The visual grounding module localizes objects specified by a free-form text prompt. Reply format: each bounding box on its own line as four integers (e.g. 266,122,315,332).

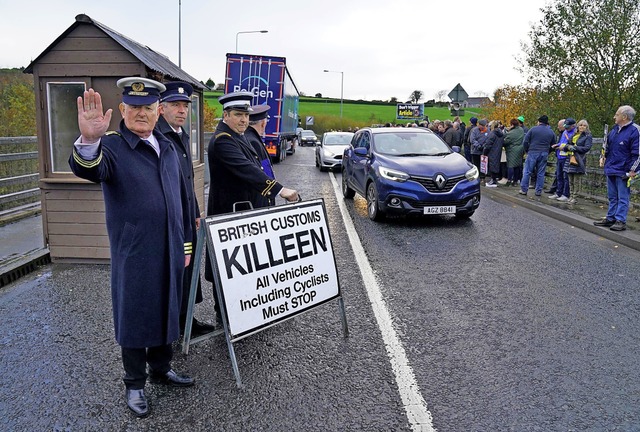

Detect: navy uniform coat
244,125,276,208
205,121,282,281
206,121,282,215
69,120,192,348
157,115,203,308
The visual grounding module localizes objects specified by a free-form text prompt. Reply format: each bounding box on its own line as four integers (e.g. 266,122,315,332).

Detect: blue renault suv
341,127,481,221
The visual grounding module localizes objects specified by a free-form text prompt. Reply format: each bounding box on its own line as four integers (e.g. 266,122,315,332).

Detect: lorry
224,53,300,162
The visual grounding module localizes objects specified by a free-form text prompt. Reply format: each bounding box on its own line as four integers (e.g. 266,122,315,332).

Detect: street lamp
323,69,344,119
178,0,182,67
235,30,268,53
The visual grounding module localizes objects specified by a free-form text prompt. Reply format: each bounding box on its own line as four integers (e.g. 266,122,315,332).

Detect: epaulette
214,132,232,141
105,131,122,136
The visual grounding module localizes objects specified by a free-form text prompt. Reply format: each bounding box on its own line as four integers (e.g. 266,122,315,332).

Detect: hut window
47,82,85,173
189,94,201,161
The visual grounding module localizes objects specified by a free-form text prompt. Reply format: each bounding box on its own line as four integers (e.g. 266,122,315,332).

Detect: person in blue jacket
594,105,640,231
519,115,557,197
69,77,195,418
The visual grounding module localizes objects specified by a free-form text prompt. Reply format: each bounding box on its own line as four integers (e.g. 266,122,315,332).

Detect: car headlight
323,149,335,157
465,165,479,181
378,166,409,182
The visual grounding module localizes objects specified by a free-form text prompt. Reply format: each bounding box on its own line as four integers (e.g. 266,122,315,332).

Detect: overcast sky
1,0,549,102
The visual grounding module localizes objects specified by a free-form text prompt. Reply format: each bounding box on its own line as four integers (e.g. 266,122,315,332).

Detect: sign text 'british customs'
207,199,340,339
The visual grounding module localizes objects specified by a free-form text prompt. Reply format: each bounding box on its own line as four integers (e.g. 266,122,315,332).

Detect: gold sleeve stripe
261,179,277,197
72,149,103,168
184,242,193,254
214,132,232,140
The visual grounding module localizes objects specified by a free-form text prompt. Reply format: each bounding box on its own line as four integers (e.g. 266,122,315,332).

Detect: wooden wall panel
48,234,110,248
51,246,110,261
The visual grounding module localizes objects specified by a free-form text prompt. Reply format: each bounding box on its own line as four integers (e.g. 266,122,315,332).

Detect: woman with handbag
560,119,593,203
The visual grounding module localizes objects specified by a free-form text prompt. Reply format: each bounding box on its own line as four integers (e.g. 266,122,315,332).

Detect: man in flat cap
69,77,195,418
157,82,215,338
204,90,299,284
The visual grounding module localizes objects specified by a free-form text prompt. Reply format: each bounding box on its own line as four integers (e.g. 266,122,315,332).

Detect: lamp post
235,30,268,53
323,69,344,119
178,0,182,67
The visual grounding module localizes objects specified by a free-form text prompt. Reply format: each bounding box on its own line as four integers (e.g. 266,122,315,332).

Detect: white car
315,131,354,171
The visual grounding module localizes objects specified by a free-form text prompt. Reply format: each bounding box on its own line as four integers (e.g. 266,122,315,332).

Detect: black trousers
121,344,172,390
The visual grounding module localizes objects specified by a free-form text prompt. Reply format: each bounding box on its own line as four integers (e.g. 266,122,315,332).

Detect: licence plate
423,205,456,215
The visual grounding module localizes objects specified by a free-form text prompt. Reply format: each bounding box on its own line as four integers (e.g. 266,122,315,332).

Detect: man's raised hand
77,88,113,143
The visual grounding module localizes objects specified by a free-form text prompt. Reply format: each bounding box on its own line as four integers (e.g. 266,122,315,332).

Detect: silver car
315,131,355,171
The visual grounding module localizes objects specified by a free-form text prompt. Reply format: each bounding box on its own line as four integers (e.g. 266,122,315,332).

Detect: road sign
306,116,314,126
448,83,468,102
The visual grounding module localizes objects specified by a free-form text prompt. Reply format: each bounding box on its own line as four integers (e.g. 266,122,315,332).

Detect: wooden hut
24,14,207,262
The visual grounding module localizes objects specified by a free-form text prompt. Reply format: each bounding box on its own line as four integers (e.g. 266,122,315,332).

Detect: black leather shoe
126,389,149,417
610,221,627,231
149,369,195,387
593,218,616,227
191,319,216,336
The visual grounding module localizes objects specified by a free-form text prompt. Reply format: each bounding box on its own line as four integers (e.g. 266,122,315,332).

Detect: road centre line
329,172,435,432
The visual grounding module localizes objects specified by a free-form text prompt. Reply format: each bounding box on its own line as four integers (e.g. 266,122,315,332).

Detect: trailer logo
241,75,268,86
234,75,274,99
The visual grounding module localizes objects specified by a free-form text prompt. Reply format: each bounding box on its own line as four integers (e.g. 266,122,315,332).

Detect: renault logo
435,174,446,189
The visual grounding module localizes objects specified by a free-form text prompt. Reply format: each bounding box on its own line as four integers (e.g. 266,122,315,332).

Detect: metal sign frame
182,199,348,386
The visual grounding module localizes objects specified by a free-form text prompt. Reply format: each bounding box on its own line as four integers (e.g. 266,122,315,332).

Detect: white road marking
329,172,436,432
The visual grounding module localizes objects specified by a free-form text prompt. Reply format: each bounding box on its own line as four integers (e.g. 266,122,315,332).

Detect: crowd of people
448,109,638,233
382,109,638,232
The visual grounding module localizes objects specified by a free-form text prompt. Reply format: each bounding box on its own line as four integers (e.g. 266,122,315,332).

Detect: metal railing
0,137,40,219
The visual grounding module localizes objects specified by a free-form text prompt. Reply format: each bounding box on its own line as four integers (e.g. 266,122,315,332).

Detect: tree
203,102,217,132
205,78,215,88
485,85,544,126
389,96,398,104
0,69,36,136
315,93,322,98
520,0,640,132
435,89,448,102
409,90,423,103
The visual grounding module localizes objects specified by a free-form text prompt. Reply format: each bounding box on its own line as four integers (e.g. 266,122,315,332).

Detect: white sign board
306,116,314,126
206,199,340,340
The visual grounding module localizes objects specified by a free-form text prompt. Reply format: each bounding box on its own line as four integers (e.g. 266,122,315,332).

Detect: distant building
463,97,492,108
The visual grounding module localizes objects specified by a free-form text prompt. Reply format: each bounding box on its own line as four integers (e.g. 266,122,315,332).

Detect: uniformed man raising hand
70,77,196,418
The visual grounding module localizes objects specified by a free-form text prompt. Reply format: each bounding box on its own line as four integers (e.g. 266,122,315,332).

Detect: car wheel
455,211,474,219
366,182,385,221
341,170,355,199
315,156,319,167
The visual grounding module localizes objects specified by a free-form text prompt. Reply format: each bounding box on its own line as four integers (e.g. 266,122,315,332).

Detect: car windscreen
323,134,353,145
373,132,451,156
301,131,316,137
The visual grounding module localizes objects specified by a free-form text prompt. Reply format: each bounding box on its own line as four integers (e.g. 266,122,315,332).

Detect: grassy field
204,92,485,133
